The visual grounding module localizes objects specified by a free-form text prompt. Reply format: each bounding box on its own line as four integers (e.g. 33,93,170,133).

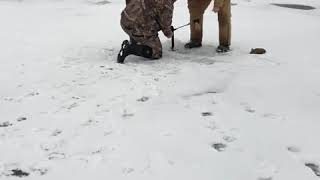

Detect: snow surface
1,0,320,179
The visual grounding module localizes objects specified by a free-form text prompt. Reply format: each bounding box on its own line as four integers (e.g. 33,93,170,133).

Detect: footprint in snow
81,119,99,126
241,102,256,113
95,1,111,5
0,163,30,178
122,110,134,118
185,90,218,98
210,132,238,152
205,121,217,131
202,112,213,117
286,146,320,177
17,117,27,122
305,163,320,177
3,97,14,102
9,169,30,178
223,135,237,143
0,121,13,128
256,161,278,180
25,92,40,97
122,167,135,174
287,146,301,153
66,102,79,110
258,177,272,180
48,152,66,160
40,142,58,152
0,117,27,128
99,65,114,70
39,139,66,153
212,143,227,152
51,129,63,137
1,163,49,177
30,167,48,176
137,96,150,102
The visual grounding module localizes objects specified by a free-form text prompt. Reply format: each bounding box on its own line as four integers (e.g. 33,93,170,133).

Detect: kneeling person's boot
184,41,202,49
130,43,154,59
216,45,230,53
117,40,131,63
117,40,156,63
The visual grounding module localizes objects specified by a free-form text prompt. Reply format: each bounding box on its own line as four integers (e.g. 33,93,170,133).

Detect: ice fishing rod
173,22,190,31
171,19,199,51
171,23,190,51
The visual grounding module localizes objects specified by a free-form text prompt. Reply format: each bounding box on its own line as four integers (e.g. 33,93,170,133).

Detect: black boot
130,43,153,59
184,41,202,49
117,40,131,64
216,45,230,53
117,40,154,63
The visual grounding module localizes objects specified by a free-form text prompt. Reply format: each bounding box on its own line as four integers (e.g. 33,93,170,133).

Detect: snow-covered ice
1,0,320,179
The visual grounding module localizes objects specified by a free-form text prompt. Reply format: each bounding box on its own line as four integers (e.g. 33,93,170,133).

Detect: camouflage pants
188,0,231,46
120,15,162,59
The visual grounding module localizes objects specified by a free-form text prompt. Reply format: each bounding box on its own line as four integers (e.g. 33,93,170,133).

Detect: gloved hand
212,6,220,12
163,27,173,38
212,0,223,13
170,26,175,32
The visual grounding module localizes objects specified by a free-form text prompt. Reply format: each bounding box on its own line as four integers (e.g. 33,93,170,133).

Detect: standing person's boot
216,45,230,53
184,41,202,49
216,0,231,53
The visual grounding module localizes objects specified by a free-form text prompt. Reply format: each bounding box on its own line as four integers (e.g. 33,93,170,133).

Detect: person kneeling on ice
117,0,175,63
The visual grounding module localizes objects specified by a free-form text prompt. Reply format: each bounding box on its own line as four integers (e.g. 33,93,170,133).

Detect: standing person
185,0,231,53
117,0,175,63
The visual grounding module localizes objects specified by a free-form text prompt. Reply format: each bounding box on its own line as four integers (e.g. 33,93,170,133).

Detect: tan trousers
188,0,231,46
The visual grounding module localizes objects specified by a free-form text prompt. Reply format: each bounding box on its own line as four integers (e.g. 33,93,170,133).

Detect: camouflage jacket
121,0,174,38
